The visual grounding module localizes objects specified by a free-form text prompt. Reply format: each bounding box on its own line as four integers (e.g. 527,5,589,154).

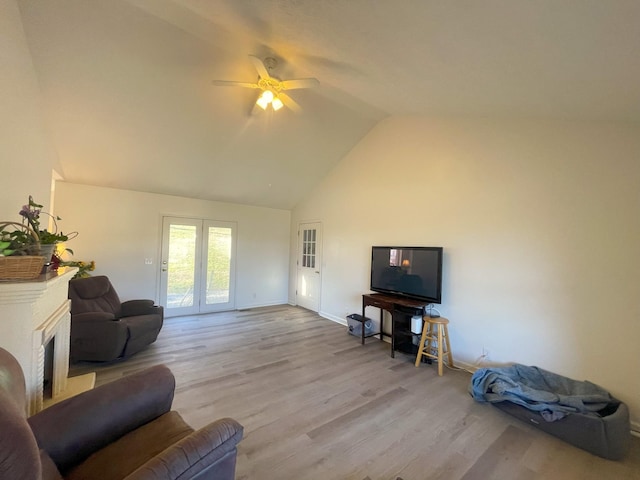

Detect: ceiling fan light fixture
256,94,270,110
272,96,284,111
213,55,319,114
256,89,276,110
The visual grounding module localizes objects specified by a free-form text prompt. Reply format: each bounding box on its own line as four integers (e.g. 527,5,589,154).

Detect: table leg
390,311,395,358
361,305,366,345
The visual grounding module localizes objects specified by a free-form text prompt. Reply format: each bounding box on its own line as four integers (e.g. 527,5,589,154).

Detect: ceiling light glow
256,93,270,110
272,97,284,111
259,90,274,103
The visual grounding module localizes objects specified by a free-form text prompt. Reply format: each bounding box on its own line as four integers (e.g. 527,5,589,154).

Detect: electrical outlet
475,346,489,366
482,347,490,364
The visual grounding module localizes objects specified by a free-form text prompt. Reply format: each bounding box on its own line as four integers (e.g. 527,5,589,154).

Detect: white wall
0,1,57,217
55,182,290,308
291,115,640,427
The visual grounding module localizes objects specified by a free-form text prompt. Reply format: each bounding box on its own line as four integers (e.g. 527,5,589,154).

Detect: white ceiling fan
212,55,319,113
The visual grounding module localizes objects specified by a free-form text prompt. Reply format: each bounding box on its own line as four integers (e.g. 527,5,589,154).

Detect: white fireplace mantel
0,268,77,414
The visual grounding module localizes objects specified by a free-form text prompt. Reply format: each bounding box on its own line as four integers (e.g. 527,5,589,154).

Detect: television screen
370,246,443,303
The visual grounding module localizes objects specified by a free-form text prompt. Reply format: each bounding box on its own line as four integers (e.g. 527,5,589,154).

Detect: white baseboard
319,311,347,326
453,359,480,373
236,300,288,310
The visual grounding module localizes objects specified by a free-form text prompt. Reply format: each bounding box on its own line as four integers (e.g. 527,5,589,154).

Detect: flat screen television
370,246,443,303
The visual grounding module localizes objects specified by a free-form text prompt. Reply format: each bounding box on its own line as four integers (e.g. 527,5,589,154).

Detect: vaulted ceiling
18,0,640,209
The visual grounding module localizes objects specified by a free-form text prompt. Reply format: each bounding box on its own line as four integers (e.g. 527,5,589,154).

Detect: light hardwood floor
70,305,640,480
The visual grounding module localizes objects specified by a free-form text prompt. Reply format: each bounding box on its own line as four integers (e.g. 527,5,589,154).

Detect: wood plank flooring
69,305,640,480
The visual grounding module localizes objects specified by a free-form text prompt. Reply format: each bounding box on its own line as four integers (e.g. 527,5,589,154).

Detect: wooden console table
362,293,429,357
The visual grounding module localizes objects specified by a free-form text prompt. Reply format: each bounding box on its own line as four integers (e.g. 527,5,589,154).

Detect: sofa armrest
72,311,117,323
121,300,159,317
28,365,175,473
125,418,243,480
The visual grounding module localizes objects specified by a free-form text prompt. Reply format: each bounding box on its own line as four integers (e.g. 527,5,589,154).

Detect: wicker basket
0,221,44,280
0,255,45,280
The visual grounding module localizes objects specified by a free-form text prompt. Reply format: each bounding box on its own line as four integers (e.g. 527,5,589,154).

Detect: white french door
296,222,322,312
160,217,236,317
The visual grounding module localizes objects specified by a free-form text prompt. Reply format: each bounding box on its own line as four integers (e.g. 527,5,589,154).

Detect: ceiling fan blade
212,80,260,88
280,78,320,90
279,92,302,113
248,55,270,79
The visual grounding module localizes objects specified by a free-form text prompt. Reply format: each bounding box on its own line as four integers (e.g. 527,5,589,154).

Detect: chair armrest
125,418,243,480
121,300,159,317
28,365,175,473
72,311,116,323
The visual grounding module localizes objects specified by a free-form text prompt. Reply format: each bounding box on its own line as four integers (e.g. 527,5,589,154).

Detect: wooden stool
414,316,453,376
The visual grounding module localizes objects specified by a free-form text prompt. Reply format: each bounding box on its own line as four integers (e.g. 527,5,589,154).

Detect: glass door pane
167,224,197,308
205,226,231,305
160,217,202,317
201,220,236,312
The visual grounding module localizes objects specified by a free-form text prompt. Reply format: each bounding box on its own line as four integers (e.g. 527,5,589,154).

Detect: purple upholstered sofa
68,275,163,362
0,347,243,479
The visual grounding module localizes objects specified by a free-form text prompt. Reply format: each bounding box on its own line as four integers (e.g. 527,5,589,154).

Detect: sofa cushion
40,450,63,480
69,276,122,316
65,411,194,480
0,348,43,479
0,390,42,479
70,276,112,299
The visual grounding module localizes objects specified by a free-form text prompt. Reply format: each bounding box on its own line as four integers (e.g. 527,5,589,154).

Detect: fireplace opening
43,338,55,400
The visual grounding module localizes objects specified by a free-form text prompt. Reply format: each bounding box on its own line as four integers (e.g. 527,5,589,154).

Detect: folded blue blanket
469,364,612,421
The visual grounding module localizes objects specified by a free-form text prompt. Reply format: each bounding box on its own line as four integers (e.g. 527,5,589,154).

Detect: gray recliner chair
68,276,163,362
0,347,243,479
